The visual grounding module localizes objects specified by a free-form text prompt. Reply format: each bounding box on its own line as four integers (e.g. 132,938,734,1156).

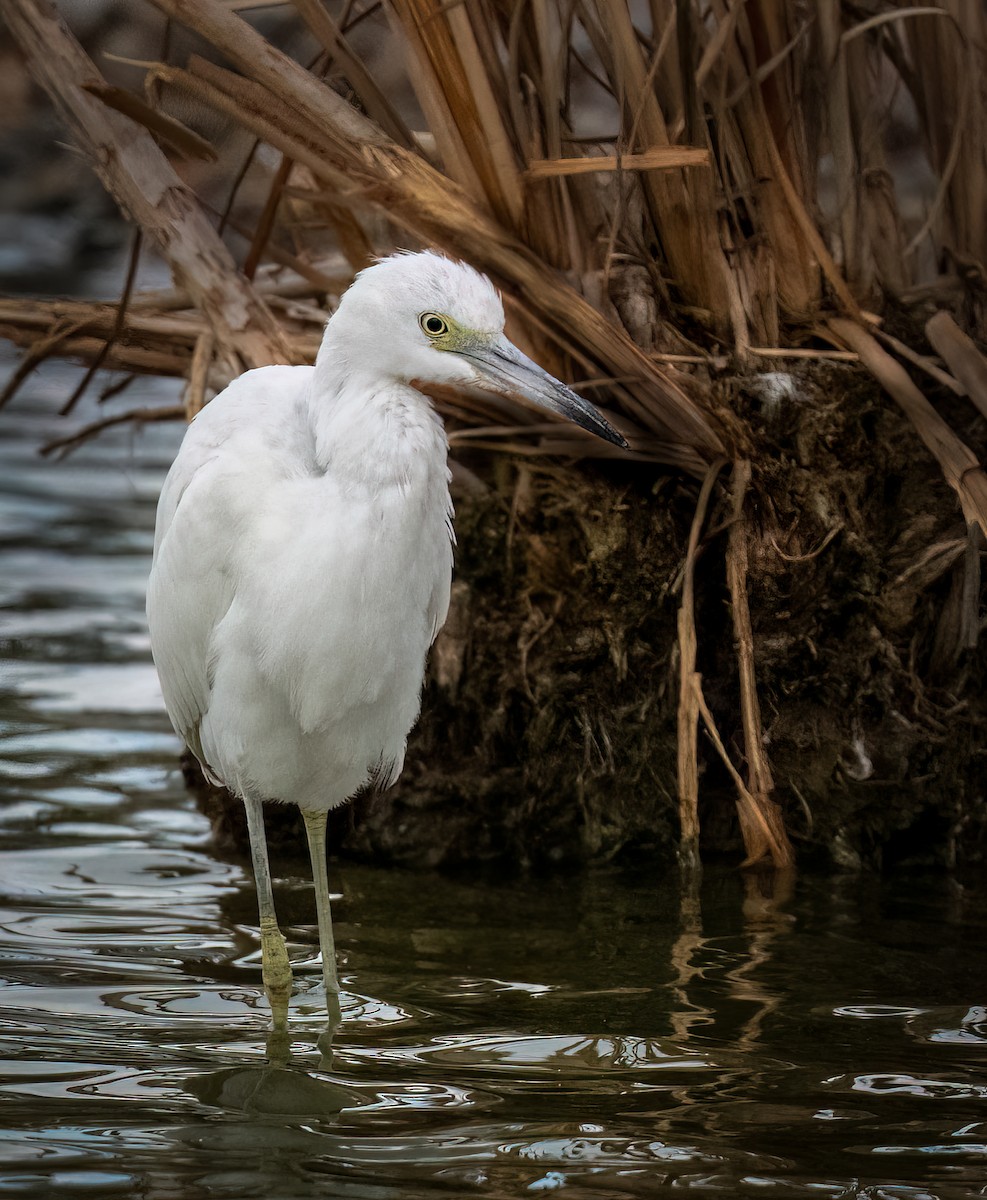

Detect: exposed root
726,462,795,868
693,687,790,868
676,459,795,870
676,457,727,870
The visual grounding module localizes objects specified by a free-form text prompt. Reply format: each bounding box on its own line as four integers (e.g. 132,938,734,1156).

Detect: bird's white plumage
148,250,625,1032
147,252,506,812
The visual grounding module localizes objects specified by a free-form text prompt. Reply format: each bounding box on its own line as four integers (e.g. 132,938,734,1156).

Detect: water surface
1,352,986,1199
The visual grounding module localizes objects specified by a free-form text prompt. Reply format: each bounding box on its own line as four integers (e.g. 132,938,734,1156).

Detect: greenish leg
301,809,343,1031
243,795,293,1031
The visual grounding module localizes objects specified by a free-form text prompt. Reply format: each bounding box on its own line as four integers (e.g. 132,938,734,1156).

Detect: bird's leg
243,795,293,1031
301,809,343,1031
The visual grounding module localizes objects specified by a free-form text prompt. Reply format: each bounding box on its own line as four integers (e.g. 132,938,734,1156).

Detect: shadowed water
1,349,986,1199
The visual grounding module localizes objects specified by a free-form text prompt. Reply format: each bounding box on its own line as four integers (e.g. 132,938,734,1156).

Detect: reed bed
3,0,986,868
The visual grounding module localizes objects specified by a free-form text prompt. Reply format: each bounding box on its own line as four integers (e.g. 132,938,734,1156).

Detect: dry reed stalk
709,1,819,326
144,0,725,473
0,297,322,362
903,1,987,271
676,457,793,869
185,330,217,421
79,81,218,162
3,0,292,375
725,462,794,868
392,0,524,228
522,0,578,270
125,268,346,313
925,311,987,422
283,167,376,274
0,298,204,342
525,147,710,176
40,404,187,458
843,34,908,299
829,318,987,538
817,3,860,289
871,327,966,396
676,459,727,870
585,0,734,332
0,331,189,379
693,688,790,868
289,0,413,149
0,296,322,403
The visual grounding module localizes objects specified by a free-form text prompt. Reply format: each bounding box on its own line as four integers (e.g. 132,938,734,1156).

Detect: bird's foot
259,916,293,1028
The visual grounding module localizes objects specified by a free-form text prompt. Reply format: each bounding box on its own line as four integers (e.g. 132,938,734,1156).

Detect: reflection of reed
724,869,796,1053
669,870,796,1051
668,883,714,1045
659,871,797,1137
542,1036,694,1072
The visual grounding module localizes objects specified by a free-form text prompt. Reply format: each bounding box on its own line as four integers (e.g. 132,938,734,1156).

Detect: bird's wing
427,499,454,646
146,366,314,763
147,461,234,761
368,750,406,794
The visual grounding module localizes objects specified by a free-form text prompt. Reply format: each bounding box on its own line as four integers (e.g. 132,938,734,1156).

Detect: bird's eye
419,312,449,338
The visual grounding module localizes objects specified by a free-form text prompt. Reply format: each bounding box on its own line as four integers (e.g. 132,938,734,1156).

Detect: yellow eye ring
419,312,449,338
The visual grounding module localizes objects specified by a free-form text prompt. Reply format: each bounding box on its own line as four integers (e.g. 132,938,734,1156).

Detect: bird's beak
460,336,628,449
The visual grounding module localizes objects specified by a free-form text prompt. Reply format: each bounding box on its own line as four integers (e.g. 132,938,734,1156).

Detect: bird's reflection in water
187,1062,358,1120
186,1026,361,1119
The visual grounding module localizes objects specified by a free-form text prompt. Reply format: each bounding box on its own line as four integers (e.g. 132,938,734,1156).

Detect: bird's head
324,251,627,448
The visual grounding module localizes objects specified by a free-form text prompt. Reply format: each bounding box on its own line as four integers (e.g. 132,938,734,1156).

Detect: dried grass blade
676,460,727,870
596,0,733,327
817,3,860,287
242,155,292,281
925,311,987,422
841,6,950,45
185,329,216,420
81,81,218,160
149,0,382,149
289,0,413,148
158,58,337,171
389,0,522,224
903,4,987,271
41,404,187,459
762,126,860,319
61,229,143,416
525,146,710,176
387,1,485,200
443,0,524,223
0,315,95,409
726,460,794,868
871,326,964,396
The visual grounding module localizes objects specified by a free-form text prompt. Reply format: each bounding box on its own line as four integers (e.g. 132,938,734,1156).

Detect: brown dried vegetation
2,0,986,871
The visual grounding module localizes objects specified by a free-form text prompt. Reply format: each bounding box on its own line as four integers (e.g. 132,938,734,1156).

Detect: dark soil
195,362,987,874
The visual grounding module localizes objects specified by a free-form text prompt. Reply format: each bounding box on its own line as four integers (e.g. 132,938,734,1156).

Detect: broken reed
4,0,987,867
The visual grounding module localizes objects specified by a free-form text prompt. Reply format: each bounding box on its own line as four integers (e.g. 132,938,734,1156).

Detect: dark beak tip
597,422,628,450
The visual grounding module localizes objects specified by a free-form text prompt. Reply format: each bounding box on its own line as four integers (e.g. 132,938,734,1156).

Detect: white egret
147,251,626,1034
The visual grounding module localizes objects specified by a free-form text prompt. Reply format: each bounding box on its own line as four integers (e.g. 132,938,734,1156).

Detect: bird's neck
308,354,448,488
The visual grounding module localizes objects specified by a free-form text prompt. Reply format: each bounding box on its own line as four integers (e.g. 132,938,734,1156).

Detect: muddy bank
197,362,987,873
